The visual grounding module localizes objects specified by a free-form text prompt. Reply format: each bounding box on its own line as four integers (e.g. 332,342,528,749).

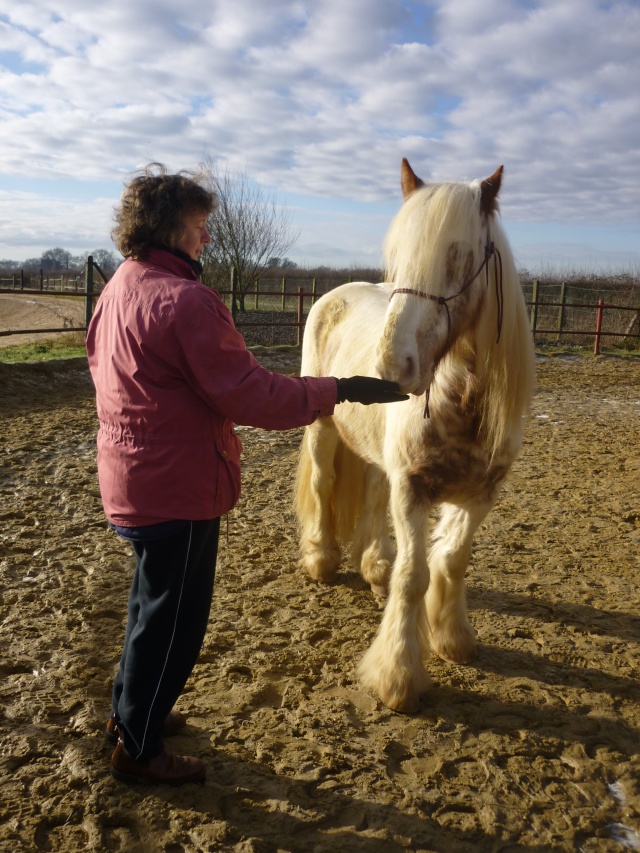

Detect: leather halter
389,238,504,345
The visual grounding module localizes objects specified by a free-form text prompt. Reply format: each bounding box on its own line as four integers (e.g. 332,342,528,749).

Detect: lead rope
492,242,504,344
423,387,430,419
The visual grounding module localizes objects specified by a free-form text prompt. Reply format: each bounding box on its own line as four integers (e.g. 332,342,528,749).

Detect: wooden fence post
312,277,317,304
297,287,304,346
556,282,566,341
594,299,604,355
530,279,539,337
281,277,286,311
254,279,259,310
230,266,238,318
84,256,94,328
624,309,640,337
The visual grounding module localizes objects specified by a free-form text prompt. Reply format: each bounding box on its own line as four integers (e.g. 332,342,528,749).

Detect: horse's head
375,159,503,395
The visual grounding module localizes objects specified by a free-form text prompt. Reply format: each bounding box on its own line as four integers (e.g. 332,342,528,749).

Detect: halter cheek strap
389,238,504,344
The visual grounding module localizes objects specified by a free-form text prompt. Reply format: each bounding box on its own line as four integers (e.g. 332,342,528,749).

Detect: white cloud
0,0,638,269
0,188,115,256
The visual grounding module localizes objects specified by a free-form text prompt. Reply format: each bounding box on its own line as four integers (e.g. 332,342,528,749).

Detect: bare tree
40,247,73,270
200,156,299,312
89,249,121,275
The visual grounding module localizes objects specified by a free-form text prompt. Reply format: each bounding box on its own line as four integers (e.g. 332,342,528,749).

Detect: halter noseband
389,238,504,345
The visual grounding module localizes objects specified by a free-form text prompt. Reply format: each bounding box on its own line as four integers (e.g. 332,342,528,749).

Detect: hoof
370,583,388,597
301,548,340,583
366,673,431,715
385,693,422,715
379,679,431,714
432,637,477,665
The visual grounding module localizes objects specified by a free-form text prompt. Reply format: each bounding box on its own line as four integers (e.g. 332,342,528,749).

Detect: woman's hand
335,376,409,405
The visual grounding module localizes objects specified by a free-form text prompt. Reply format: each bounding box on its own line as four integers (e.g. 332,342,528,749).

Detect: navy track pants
111,518,220,759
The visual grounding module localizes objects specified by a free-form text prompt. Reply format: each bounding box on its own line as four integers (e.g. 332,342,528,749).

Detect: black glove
335,376,409,405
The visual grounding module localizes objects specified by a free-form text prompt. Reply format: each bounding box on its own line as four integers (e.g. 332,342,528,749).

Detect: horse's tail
332,440,367,544
294,429,315,528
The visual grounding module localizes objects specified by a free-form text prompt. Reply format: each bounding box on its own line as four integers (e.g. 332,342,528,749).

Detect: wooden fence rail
0,256,109,340
1,263,639,354
0,270,85,291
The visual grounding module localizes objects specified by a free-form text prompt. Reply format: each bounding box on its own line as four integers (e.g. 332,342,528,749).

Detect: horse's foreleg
353,465,394,596
298,420,341,583
426,501,492,664
358,476,430,713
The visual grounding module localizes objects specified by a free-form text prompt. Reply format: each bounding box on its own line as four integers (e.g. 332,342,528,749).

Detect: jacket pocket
216,424,242,463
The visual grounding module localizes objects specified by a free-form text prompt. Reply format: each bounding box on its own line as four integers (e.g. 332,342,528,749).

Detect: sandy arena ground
0,348,639,853
0,293,87,349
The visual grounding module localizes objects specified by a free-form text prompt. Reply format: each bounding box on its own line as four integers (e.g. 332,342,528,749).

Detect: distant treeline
1,252,639,303
0,247,121,275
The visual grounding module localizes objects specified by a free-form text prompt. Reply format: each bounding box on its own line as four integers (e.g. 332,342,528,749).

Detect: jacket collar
143,247,202,280
168,247,204,278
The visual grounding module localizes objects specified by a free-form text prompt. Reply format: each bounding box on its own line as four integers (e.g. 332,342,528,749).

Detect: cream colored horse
296,159,535,713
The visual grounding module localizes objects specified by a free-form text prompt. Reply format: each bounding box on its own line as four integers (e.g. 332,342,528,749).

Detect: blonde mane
384,180,535,459
384,181,484,295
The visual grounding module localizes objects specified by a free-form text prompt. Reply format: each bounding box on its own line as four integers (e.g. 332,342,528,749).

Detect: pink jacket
86,249,337,526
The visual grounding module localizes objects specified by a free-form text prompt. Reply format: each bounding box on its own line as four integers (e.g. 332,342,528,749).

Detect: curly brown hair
112,163,216,259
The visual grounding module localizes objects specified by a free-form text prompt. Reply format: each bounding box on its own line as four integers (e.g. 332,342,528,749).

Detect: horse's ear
480,166,503,216
401,158,424,199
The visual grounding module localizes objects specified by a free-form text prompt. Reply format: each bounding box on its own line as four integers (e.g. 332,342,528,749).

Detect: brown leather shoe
104,709,188,745
110,740,205,785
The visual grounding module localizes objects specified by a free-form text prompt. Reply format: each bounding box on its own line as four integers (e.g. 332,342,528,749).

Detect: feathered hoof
360,553,392,595
301,547,340,583
359,660,431,715
430,629,477,665
380,688,424,715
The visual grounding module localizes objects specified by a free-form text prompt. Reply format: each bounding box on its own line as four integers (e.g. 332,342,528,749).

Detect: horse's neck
429,280,533,460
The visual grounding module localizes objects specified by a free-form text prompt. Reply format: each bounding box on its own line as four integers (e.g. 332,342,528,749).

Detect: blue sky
0,0,638,273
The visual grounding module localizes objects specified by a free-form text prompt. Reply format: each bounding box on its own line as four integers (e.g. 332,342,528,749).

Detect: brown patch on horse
403,338,509,509
311,298,349,370
408,455,508,507
401,158,425,199
375,310,403,378
480,166,503,217
445,243,475,287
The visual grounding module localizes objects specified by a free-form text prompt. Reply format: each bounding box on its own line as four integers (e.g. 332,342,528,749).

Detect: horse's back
302,282,390,377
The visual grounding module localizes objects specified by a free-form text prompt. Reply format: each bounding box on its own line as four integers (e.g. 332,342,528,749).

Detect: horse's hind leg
297,419,341,583
427,501,492,664
352,465,394,596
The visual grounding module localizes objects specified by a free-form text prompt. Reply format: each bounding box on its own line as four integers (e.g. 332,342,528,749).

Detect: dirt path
0,352,639,852
0,294,87,348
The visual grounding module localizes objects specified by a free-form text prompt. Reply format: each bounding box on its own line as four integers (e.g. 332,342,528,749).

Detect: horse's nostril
375,349,418,389
404,355,415,383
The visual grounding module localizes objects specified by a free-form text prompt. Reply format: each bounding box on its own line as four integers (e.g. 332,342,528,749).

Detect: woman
86,163,406,785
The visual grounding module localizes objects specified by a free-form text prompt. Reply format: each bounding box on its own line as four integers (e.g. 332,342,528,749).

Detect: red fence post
594,299,604,355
